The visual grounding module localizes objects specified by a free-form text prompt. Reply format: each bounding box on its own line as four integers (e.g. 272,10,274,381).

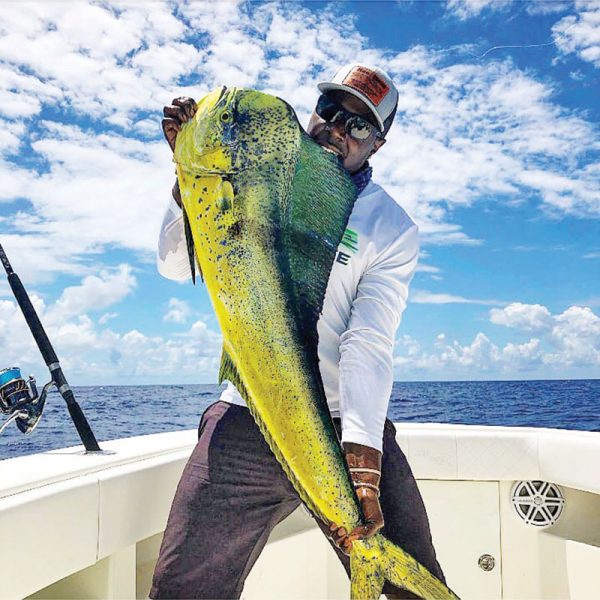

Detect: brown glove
162,96,197,152
163,97,196,208
329,442,384,555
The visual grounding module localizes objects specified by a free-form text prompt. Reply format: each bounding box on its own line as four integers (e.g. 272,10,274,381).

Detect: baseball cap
317,63,399,135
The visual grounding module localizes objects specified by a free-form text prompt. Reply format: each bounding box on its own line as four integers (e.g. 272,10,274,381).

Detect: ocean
1,379,598,461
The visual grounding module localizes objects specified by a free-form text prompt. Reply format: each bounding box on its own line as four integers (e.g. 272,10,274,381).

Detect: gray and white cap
317,63,399,134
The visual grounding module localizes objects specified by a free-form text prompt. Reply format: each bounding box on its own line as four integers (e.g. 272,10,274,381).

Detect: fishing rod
0,243,101,452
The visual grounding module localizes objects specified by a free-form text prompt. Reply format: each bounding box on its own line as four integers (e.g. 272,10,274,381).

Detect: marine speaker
511,480,564,526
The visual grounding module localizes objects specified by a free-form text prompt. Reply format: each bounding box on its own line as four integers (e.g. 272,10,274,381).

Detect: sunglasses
316,94,383,142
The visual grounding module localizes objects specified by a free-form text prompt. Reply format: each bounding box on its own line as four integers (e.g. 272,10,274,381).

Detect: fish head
173,86,237,176
173,87,304,288
174,86,301,177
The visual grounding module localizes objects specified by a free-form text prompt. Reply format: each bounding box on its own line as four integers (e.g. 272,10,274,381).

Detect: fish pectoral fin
182,205,203,285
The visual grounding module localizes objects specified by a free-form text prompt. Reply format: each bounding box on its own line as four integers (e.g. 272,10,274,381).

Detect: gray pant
150,401,444,599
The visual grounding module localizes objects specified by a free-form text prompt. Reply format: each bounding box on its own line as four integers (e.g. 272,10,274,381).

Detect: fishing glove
329,442,384,555
162,96,197,152
162,97,197,209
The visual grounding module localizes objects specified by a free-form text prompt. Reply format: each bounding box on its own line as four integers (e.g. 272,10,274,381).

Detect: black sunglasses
316,94,383,142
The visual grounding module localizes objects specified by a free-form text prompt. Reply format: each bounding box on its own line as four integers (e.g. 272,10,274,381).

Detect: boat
1,422,599,599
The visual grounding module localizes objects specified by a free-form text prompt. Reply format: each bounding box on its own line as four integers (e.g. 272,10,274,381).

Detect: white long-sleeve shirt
157,180,418,451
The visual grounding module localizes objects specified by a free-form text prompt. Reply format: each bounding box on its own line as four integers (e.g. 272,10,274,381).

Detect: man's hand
329,442,384,555
162,96,197,152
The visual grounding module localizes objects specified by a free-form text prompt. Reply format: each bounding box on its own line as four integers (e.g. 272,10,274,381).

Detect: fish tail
349,541,384,599
349,534,460,600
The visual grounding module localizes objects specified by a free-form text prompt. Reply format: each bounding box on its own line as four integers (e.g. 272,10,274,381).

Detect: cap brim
317,81,385,132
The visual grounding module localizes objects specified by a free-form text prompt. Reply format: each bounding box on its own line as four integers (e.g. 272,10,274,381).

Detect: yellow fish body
174,86,459,600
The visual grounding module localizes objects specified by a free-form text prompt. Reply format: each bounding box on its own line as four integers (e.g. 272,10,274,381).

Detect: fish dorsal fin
283,134,357,347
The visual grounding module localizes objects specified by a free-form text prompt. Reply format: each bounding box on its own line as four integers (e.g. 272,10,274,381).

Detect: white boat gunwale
1,424,599,599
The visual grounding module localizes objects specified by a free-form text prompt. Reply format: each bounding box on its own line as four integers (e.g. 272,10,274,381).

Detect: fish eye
221,111,232,123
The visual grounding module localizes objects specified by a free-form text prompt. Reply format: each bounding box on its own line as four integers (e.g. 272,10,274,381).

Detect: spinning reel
0,367,51,435
0,244,101,452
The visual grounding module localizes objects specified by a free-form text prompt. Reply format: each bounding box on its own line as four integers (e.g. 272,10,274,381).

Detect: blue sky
0,0,598,385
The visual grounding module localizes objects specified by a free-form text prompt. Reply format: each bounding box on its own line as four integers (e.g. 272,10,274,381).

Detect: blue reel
0,367,33,411
0,366,46,434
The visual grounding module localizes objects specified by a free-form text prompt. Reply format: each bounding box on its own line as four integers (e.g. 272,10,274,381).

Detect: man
151,63,444,599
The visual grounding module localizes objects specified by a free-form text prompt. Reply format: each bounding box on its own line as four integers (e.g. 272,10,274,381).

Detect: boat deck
1,424,599,599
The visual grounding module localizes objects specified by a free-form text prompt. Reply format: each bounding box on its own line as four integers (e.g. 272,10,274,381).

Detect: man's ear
368,137,386,158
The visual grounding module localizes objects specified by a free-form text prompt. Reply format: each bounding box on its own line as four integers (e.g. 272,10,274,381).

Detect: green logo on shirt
336,228,359,266
340,228,359,254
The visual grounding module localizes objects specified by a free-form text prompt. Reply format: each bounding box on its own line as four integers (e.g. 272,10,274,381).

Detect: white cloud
441,332,499,368
489,303,600,367
0,122,172,282
164,297,192,324
0,0,598,286
0,2,195,123
518,167,600,216
372,47,599,228
0,120,25,155
98,312,118,325
51,264,136,319
396,303,600,374
0,273,222,384
411,221,483,247
553,1,600,67
490,302,553,331
415,263,441,275
446,0,513,20
490,303,600,366
132,118,162,138
547,306,600,366
0,0,598,385
527,2,571,16
490,302,600,366
398,334,422,357
501,338,543,368
0,235,92,284
396,332,501,371
0,296,44,369
412,289,502,305
103,321,222,379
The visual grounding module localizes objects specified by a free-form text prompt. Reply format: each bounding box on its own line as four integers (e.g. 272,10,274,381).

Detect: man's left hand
162,96,197,152
329,442,384,555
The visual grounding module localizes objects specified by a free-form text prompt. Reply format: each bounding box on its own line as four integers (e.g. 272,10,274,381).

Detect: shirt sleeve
157,195,193,282
338,224,419,452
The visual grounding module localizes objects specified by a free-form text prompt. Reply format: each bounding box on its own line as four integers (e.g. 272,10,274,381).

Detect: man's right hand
328,442,384,555
162,97,197,152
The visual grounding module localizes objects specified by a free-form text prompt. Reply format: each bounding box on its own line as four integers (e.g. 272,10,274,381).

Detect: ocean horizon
1,378,598,461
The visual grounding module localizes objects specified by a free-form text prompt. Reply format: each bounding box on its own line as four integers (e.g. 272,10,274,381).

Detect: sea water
0,379,598,460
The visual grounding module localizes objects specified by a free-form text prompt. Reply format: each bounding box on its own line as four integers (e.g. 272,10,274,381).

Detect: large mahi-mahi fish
173,86,459,600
